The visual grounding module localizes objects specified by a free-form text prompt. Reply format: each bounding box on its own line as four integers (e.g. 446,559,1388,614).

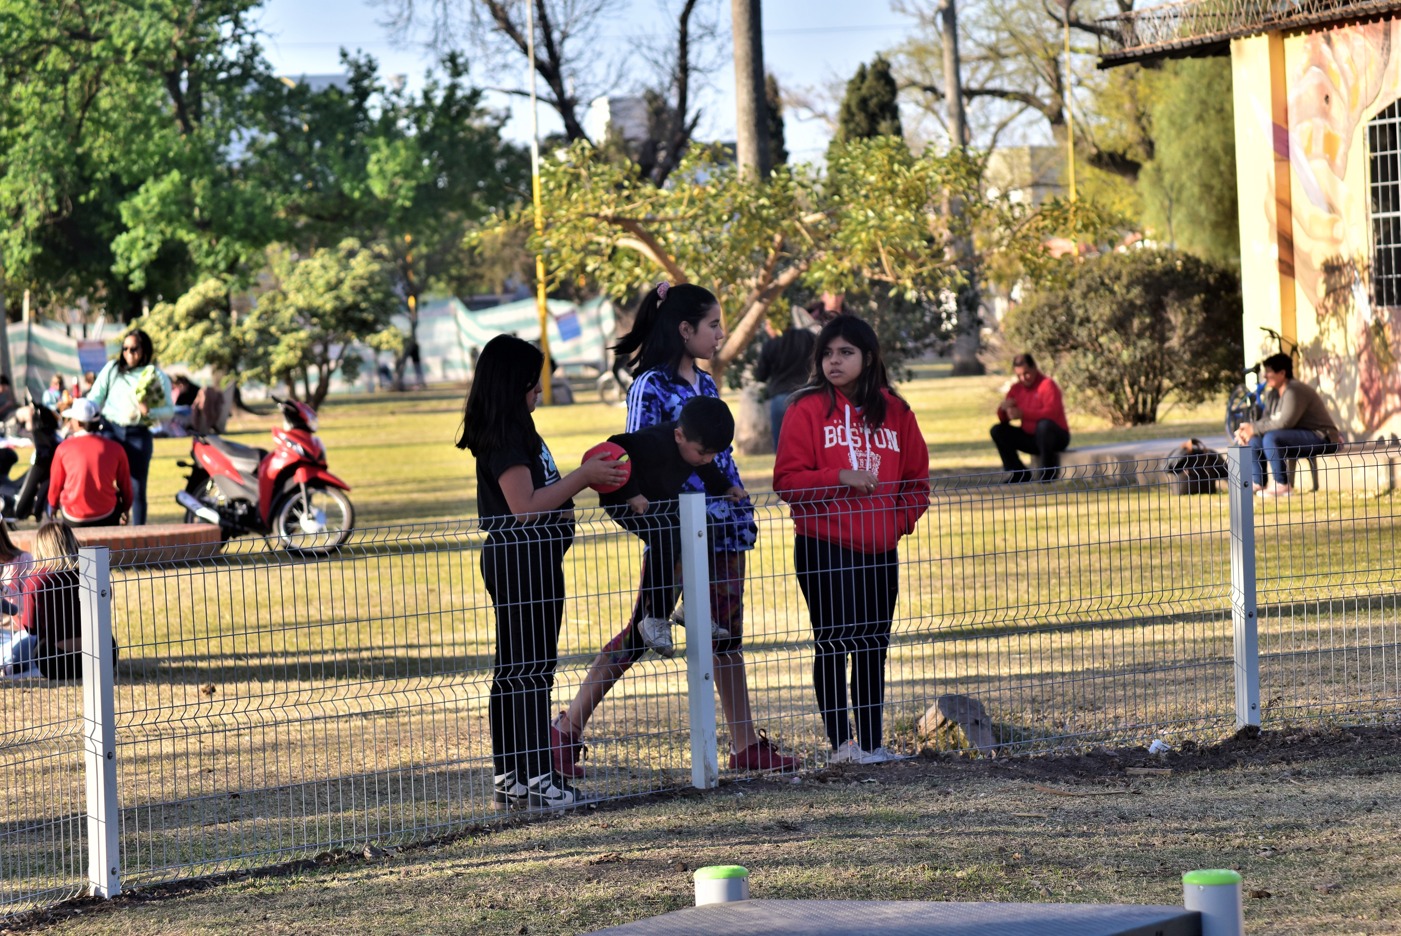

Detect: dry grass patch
18,726,1401,936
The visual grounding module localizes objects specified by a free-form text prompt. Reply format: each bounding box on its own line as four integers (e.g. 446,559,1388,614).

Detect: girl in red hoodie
773,315,930,765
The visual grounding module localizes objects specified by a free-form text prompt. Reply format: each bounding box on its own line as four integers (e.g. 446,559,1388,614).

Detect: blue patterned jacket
625,368,757,553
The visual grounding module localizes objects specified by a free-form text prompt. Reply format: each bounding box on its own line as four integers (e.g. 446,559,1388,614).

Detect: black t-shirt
475,436,574,541
600,422,731,514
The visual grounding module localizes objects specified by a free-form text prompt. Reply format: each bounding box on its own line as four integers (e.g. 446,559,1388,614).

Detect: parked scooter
176,397,354,554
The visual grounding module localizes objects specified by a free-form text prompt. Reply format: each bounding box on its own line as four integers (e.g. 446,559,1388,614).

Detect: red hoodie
773,388,930,554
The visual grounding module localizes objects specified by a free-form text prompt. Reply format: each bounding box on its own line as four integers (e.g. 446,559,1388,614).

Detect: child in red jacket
773,315,930,765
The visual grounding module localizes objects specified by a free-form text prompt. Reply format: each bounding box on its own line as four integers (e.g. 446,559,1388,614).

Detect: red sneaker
728,729,798,772
551,713,586,779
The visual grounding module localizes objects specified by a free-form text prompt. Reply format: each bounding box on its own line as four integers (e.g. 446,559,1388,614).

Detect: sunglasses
122,345,142,353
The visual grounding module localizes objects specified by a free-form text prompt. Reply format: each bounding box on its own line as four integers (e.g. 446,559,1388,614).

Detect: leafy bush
1003,249,1242,426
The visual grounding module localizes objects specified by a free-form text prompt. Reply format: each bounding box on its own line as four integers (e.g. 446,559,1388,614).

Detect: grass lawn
9,366,1398,932
139,364,1225,529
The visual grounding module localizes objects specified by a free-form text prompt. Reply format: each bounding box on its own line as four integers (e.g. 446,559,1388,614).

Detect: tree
0,0,285,318
144,278,258,383
891,0,1151,197
377,0,715,186
765,73,789,168
1138,58,1239,266
935,0,983,376
258,51,529,386
1003,248,1243,426
835,56,904,144
243,240,405,408
502,136,1080,384
731,0,770,179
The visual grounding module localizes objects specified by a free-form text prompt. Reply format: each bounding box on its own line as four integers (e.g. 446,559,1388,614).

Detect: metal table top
587,899,1201,935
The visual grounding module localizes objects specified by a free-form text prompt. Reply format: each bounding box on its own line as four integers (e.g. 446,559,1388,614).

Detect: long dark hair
0,519,22,564
612,282,719,377
117,329,154,373
456,334,544,456
795,315,903,427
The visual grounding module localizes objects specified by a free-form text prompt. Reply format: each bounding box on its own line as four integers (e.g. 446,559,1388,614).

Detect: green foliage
1139,58,1240,266
836,56,904,143
144,279,254,380
244,240,405,407
1004,248,1243,426
260,52,529,300
0,12,525,331
503,135,1083,378
0,0,280,316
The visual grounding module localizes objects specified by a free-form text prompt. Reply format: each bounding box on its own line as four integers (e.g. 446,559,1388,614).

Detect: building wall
1233,21,1401,439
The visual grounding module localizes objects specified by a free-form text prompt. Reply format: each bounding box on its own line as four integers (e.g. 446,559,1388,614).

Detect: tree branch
611,219,687,283
716,263,807,368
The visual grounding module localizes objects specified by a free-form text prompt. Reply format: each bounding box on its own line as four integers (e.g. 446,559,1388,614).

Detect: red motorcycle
176,398,355,554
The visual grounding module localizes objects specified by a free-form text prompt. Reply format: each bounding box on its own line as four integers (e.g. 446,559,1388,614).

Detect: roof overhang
1096,0,1401,69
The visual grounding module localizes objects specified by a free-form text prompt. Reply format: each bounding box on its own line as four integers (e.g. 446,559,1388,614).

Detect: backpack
1164,439,1228,495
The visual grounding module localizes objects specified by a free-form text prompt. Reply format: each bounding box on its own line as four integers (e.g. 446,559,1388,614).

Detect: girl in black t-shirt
456,335,626,811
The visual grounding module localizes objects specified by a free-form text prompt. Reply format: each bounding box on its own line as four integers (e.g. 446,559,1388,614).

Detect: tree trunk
732,382,772,455
942,0,985,376
393,290,420,391
949,281,983,375
731,0,770,179
312,367,331,410
208,369,239,430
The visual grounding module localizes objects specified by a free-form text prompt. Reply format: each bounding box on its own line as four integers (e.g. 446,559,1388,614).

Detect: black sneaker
493,770,527,810
525,771,594,810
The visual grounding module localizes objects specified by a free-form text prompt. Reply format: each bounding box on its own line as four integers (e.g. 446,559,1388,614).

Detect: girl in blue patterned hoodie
552,282,797,775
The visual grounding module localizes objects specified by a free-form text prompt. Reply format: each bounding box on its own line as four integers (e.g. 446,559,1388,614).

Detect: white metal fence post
79,545,120,899
679,492,718,789
1227,445,1261,729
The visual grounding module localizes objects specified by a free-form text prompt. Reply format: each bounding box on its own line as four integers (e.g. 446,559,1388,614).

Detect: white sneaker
829,739,871,764
829,740,909,765
668,606,731,641
637,615,676,657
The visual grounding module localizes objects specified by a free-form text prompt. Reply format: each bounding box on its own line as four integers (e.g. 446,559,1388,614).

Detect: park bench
10,522,224,567
1030,436,1400,494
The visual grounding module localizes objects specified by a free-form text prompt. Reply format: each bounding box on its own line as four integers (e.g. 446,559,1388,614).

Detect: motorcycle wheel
272,483,354,555
1224,385,1255,436
597,372,623,405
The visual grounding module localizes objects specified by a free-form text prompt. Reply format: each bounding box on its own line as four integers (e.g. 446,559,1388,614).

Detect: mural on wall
1283,20,1401,437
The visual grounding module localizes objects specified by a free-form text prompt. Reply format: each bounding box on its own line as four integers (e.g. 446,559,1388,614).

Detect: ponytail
612,282,720,377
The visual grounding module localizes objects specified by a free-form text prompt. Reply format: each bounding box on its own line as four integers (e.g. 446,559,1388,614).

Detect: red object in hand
582,441,631,493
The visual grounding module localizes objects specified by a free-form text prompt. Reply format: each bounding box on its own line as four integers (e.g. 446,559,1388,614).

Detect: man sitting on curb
990,352,1071,483
1232,352,1342,498
48,398,132,527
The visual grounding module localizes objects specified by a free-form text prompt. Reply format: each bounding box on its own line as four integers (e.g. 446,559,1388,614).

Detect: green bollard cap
1182,869,1242,886
694,865,750,881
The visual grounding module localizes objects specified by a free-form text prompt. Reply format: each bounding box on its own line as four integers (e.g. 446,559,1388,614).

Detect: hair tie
656,281,670,301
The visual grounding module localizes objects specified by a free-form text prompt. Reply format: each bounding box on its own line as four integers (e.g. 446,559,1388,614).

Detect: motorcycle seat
206,435,267,473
